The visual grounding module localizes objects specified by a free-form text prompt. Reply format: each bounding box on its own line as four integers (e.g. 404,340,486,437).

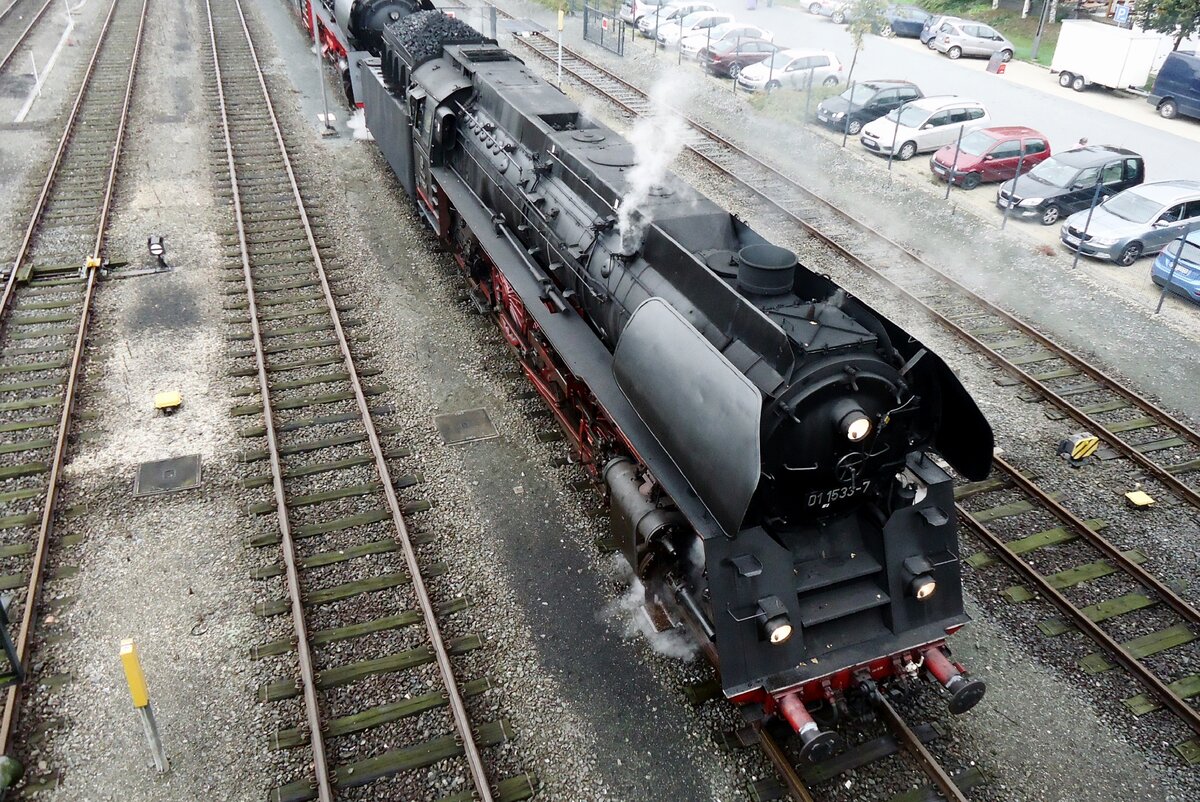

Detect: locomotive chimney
736,244,797,296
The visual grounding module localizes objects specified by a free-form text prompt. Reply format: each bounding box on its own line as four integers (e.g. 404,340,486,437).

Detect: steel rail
961,507,1200,738
0,0,149,755
875,694,970,802
993,454,1200,623
755,725,816,802
203,0,332,797
0,0,57,76
2,0,123,304
507,31,1200,512
218,0,495,797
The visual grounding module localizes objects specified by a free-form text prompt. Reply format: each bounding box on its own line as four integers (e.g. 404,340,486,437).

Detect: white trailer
1051,19,1161,92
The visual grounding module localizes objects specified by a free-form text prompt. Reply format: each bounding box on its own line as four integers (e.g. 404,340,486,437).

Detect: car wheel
881,24,896,38
832,10,845,23
1058,71,1073,88
1117,242,1143,266
926,38,937,49
1000,49,1013,63
766,80,781,92
947,46,962,59
897,141,917,161
846,118,862,135
1071,74,1086,92
961,172,981,190
809,2,821,13
728,63,741,79
1039,205,1061,226
823,75,838,87
1159,99,1179,119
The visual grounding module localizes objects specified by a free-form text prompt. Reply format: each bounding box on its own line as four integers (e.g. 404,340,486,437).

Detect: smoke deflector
612,298,762,537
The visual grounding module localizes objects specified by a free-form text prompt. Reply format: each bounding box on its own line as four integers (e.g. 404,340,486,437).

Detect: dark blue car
1152,230,1200,304
885,5,932,38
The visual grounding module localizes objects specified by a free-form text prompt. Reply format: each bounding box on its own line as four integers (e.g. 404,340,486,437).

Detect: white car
657,11,735,46
679,23,772,60
859,96,990,161
736,48,843,92
636,2,715,38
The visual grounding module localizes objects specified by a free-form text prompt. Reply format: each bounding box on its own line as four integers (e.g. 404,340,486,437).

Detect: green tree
1138,0,1200,50
846,0,887,47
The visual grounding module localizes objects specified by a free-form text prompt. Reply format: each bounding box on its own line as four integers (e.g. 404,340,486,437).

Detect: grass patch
746,82,844,124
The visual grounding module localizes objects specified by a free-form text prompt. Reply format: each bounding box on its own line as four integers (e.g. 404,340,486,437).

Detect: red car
929,125,1050,189
698,38,781,79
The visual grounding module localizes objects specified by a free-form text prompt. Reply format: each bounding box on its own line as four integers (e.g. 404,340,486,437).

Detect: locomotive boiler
361,11,995,759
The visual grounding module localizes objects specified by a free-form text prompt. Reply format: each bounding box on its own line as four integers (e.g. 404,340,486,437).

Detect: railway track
485,10,1200,783
0,0,58,77
204,0,535,798
749,693,980,802
0,0,146,787
958,454,1200,761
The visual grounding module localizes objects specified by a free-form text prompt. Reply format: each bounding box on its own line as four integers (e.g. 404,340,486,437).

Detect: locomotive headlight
766,617,793,644
757,596,793,645
903,556,937,601
844,414,872,442
911,575,937,600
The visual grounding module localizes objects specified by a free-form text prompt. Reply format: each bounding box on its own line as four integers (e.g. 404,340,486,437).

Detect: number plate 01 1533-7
807,480,872,508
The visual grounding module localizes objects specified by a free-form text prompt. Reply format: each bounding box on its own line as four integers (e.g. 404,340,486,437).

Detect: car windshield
709,39,737,53
1103,190,1163,223
843,84,878,104
680,12,706,26
707,22,735,38
1025,157,1081,188
886,104,928,128
953,130,998,156
765,51,795,69
1174,237,1200,264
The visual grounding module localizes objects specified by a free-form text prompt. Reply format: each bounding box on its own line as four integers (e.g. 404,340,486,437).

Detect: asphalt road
652,2,1200,181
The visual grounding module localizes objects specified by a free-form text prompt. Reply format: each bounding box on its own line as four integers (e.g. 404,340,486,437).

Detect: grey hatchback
1061,180,1200,266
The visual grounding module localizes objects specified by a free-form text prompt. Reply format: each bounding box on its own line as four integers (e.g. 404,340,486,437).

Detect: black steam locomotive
360,11,994,758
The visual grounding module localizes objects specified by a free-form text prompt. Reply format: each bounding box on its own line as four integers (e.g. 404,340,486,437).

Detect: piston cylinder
602,458,685,567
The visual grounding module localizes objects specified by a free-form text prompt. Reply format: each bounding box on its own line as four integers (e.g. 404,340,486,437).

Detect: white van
859,96,989,160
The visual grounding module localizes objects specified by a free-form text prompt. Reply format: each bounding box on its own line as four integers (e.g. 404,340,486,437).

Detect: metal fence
582,2,626,56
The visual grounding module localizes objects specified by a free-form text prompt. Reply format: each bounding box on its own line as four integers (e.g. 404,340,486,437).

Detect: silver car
932,19,1014,62
1060,180,1200,266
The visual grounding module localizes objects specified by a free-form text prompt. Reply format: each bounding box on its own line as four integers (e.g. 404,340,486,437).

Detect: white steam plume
601,556,699,662
616,70,694,254
348,108,374,141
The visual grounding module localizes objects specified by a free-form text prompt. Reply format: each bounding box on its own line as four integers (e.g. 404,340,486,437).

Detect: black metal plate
133,455,202,497
434,408,499,445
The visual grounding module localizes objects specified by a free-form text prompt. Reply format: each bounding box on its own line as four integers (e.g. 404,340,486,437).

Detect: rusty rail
207,0,495,797
0,0,149,756
875,694,970,802
0,0,56,75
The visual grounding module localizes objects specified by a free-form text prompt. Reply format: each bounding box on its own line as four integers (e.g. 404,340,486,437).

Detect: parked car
680,23,771,60
620,0,658,26
1151,230,1200,304
657,10,734,46
920,14,958,47
932,18,1014,61
859,96,989,161
699,38,781,79
930,126,1050,189
737,48,844,92
1148,50,1200,121
815,80,923,135
807,0,844,18
882,5,933,38
996,145,1144,226
636,2,714,38
1061,180,1200,265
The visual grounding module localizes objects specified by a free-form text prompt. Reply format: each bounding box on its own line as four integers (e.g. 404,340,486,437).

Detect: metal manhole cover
133,454,202,497
434,408,499,445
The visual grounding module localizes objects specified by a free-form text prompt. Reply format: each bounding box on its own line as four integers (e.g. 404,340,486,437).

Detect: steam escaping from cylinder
602,556,699,662
616,71,693,255
348,109,375,141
